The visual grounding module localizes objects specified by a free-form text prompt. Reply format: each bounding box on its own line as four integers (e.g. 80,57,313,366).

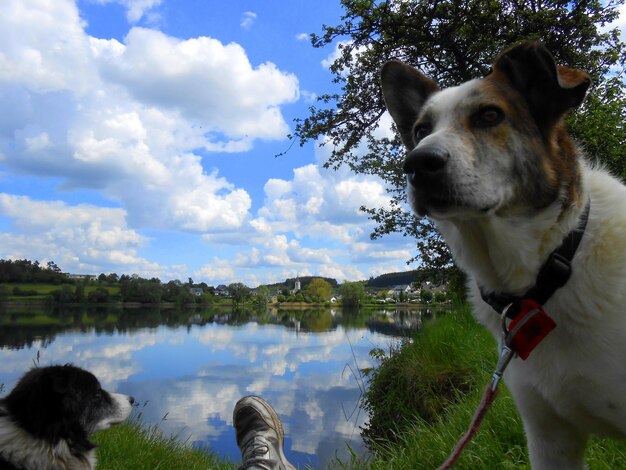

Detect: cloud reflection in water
0,307,425,467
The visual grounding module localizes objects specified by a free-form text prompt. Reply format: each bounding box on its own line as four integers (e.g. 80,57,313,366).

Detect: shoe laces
239,435,279,470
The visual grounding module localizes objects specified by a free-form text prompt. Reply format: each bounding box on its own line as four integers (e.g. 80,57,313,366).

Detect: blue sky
4,1,623,287
0,0,414,286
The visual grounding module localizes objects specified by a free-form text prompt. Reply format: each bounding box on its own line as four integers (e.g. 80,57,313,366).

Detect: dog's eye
413,123,431,143
473,106,504,128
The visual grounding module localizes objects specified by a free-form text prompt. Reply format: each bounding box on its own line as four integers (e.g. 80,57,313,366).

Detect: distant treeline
366,268,452,288
366,270,419,288
0,259,67,284
118,276,210,305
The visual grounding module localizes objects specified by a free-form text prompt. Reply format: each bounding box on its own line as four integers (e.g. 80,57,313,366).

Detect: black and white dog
0,365,133,470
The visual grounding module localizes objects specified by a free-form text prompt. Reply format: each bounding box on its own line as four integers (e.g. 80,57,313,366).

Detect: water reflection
0,304,446,468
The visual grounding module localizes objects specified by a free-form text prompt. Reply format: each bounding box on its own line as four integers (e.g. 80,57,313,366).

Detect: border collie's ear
491,41,591,128
381,60,439,150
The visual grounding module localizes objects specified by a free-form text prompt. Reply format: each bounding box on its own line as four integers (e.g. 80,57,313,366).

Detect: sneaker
234,396,296,470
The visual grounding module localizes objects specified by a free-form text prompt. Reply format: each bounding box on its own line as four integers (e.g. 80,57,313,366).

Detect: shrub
11,286,38,296
51,285,75,302
88,287,110,303
0,285,10,301
360,305,494,448
419,288,433,304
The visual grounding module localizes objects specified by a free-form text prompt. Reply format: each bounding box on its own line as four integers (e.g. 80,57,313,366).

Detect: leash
436,383,499,469
435,308,515,470
437,200,591,469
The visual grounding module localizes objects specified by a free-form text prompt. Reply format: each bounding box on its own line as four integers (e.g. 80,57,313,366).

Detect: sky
0,0,415,287
2,1,625,288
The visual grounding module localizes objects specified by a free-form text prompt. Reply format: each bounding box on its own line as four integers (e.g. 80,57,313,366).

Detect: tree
199,291,215,305
74,284,85,303
434,290,447,303
227,283,251,307
47,260,62,273
162,280,182,302
120,277,162,303
341,281,366,307
420,288,433,304
294,0,626,270
253,285,271,307
88,287,110,303
0,285,9,302
308,278,333,301
52,285,74,303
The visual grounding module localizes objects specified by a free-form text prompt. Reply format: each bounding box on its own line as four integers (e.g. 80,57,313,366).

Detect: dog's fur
0,365,133,470
381,41,626,469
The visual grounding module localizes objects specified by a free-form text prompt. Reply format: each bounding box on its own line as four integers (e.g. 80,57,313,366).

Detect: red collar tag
506,299,556,360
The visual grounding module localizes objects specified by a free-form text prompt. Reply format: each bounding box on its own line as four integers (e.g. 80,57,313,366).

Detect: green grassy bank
360,304,626,469
91,304,626,469
93,419,236,470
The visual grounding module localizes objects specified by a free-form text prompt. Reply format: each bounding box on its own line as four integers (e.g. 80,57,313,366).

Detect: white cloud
91,0,162,23
194,259,236,284
0,194,173,276
0,0,299,238
321,40,349,69
296,32,309,41
259,164,391,230
0,0,95,94
196,152,415,283
94,28,298,141
240,11,257,30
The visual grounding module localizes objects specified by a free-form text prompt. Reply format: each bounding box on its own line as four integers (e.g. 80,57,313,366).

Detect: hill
261,276,338,291
366,270,419,288
366,267,453,289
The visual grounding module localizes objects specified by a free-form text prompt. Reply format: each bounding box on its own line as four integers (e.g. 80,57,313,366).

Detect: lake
0,304,443,468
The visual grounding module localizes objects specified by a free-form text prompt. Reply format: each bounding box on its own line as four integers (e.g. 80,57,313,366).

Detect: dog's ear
381,60,439,150
491,41,591,129
5,368,64,442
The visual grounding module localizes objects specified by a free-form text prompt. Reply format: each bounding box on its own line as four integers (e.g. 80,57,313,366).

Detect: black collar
480,199,591,319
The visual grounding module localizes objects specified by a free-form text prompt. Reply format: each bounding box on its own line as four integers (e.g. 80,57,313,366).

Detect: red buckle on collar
506,299,556,360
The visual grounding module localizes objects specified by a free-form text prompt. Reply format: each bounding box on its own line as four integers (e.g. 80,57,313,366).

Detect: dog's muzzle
403,145,449,185
403,145,452,216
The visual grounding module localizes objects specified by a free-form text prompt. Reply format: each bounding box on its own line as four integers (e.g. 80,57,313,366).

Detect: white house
389,284,412,298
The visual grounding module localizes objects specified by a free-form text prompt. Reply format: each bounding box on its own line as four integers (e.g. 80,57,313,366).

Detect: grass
1,282,120,301
93,418,236,470
75,304,626,469
1,283,63,295
358,304,626,469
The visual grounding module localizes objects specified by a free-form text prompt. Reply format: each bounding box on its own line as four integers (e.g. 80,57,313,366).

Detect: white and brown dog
381,41,626,469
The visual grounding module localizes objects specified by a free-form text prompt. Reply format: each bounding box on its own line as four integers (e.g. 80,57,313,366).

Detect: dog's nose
403,146,449,179
128,396,135,405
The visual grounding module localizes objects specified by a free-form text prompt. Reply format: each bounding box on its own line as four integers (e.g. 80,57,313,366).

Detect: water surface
0,304,439,468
